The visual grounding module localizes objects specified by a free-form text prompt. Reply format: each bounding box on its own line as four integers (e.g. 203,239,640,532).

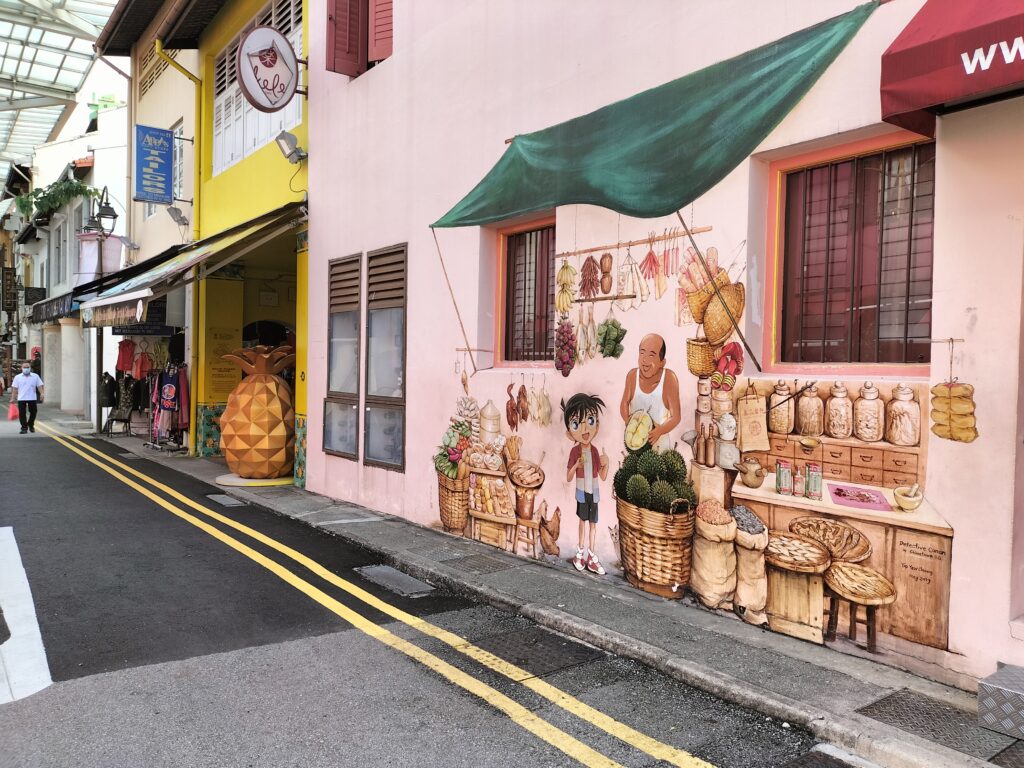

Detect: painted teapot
734,457,767,488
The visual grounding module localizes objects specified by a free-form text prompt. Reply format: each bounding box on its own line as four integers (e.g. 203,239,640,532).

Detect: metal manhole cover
353,565,435,598
994,742,1024,768
117,452,141,460
407,544,471,562
206,494,247,508
472,625,604,676
446,553,519,575
857,689,1016,759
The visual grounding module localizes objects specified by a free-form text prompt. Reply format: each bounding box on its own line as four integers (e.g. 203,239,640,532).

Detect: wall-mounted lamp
82,186,118,237
276,130,307,164
166,206,189,227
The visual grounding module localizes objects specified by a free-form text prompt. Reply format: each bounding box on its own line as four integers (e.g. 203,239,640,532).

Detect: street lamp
83,186,118,237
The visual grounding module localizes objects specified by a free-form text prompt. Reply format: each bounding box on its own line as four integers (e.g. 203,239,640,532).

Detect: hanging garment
132,351,153,380
176,365,190,431
116,340,136,373
159,371,180,412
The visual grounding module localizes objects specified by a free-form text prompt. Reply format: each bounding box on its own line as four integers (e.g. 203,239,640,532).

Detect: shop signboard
112,296,174,336
236,27,300,113
23,287,45,306
1,267,14,312
134,125,174,205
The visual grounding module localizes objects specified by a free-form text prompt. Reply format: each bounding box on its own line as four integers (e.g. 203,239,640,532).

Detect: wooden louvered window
781,141,935,364
325,255,360,459
327,0,392,77
504,224,556,362
363,244,405,469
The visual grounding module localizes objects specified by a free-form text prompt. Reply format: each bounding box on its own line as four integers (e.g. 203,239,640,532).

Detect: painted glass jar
797,384,824,437
853,381,884,442
768,380,794,434
886,382,921,446
825,381,853,439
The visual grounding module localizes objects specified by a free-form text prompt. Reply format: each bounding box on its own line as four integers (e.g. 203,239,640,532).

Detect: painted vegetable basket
615,496,695,599
438,471,470,534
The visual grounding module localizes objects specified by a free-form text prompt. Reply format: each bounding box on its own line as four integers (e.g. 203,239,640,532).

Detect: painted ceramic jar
716,438,741,472
711,389,734,417
696,376,712,396
853,381,884,442
797,384,824,438
768,380,794,434
825,381,853,439
886,382,921,446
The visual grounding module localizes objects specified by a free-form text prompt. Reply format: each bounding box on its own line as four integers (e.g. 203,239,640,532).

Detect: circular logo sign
236,26,299,113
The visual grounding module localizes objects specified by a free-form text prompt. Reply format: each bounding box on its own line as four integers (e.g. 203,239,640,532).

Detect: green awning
434,2,877,228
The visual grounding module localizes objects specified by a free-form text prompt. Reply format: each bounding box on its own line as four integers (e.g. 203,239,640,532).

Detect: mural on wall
429,220,955,660
562,393,610,575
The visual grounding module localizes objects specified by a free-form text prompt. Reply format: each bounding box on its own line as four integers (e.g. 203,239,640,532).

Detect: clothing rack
144,361,188,454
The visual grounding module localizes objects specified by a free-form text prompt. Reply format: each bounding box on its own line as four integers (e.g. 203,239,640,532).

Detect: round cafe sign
236,26,299,113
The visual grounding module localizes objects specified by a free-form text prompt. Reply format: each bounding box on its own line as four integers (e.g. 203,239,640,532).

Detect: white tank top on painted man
630,369,670,449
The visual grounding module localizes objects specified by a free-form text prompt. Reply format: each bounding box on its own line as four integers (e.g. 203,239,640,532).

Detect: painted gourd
624,410,654,451
219,344,296,479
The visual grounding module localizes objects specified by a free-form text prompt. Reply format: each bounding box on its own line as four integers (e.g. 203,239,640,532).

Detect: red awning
881,0,1024,136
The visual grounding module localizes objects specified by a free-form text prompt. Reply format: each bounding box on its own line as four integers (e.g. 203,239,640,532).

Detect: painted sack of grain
219,345,296,479
731,505,768,626
690,500,737,609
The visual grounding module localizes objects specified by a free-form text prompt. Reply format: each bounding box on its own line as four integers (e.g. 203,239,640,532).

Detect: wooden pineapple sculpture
219,345,296,479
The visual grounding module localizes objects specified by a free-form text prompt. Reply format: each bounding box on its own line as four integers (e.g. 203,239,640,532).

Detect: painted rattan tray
765,531,831,574
824,561,897,606
788,517,872,563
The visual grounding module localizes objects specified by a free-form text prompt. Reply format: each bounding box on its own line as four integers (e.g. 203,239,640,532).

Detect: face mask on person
21,367,30,375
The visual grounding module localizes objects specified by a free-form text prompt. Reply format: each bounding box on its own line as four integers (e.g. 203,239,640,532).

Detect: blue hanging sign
134,125,174,205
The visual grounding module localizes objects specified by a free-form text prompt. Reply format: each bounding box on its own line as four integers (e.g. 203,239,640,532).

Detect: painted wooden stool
512,517,540,558
788,517,872,563
824,561,897,653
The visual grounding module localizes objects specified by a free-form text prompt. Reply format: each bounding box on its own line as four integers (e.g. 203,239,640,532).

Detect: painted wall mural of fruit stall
430,218,955,666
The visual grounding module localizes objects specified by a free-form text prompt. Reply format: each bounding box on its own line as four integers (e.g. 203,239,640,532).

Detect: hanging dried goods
930,381,978,443
576,310,589,365
639,237,660,280
599,252,614,294
554,316,577,377
555,258,577,314
596,316,627,358
516,384,529,422
505,383,519,431
579,255,601,299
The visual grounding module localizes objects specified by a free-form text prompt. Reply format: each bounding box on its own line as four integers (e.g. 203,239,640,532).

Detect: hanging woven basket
704,282,746,346
686,335,716,377
685,269,730,324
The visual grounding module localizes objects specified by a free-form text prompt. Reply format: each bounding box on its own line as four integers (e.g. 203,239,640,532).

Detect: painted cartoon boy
563,393,610,575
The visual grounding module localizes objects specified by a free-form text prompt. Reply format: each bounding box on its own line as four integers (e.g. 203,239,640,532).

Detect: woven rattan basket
686,336,716,376
616,497,695,598
437,471,469,534
704,282,746,346
686,269,730,324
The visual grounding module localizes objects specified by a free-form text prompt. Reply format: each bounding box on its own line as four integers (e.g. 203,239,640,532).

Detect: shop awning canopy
80,203,304,326
881,0,1024,137
433,2,877,228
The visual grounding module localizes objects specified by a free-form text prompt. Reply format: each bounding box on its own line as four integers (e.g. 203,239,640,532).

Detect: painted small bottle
853,381,884,442
886,382,921,447
768,380,795,434
792,469,806,498
825,381,853,439
797,384,824,438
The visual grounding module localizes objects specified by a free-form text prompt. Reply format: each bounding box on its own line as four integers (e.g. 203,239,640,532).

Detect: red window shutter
368,0,393,62
327,0,367,77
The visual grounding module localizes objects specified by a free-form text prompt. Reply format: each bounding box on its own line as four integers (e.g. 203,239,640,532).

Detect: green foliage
625,475,650,509
661,449,687,482
16,178,99,221
637,451,666,482
649,480,676,513
613,467,630,498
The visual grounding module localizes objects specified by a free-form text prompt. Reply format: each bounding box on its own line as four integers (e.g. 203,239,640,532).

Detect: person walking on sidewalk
10,362,44,434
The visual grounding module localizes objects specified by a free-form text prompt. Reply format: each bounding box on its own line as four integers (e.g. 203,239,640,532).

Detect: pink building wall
306,0,1024,680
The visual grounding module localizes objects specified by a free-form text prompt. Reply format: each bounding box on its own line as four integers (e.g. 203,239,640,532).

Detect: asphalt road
0,416,847,768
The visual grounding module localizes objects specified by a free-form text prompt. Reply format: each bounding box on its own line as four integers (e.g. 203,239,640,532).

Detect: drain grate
993,741,1024,768
205,494,247,508
117,452,141,460
353,565,435,598
781,751,856,768
472,625,604,676
446,553,519,575
857,689,1016,759
407,543,472,562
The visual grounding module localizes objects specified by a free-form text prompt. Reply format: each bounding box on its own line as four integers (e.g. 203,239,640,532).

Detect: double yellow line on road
37,422,714,768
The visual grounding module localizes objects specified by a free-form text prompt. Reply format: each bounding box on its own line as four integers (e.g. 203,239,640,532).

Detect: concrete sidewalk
89,429,1011,768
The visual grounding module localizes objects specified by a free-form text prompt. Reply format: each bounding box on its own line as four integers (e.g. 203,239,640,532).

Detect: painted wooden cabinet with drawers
745,432,924,492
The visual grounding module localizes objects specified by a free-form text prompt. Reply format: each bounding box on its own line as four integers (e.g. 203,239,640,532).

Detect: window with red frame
504,225,556,362
781,141,935,365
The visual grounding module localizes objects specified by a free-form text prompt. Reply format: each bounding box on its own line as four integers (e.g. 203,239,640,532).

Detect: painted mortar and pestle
893,483,924,512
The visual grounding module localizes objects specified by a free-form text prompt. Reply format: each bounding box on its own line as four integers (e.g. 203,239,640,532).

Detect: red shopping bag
8,401,18,421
